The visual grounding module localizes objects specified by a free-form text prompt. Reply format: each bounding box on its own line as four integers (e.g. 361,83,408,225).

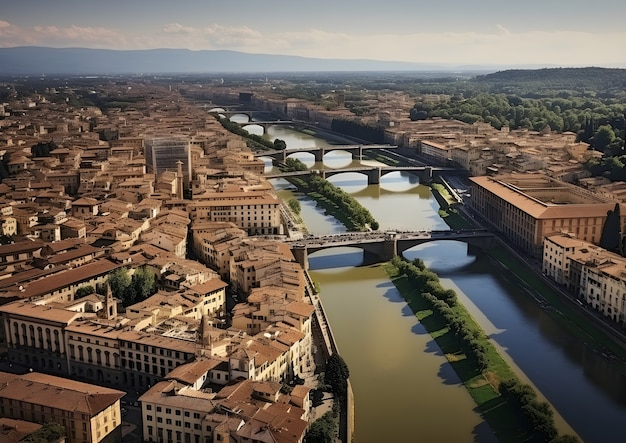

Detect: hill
0,46,450,75
473,67,626,96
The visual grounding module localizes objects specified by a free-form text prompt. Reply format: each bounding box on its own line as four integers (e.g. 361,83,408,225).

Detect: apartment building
117,330,197,391
0,239,44,268
542,235,626,325
542,234,588,285
191,221,246,279
125,278,228,323
0,371,124,443
139,375,309,443
1,258,122,303
419,140,452,165
190,191,282,236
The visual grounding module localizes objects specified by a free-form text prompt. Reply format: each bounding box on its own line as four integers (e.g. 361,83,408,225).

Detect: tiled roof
0,371,124,415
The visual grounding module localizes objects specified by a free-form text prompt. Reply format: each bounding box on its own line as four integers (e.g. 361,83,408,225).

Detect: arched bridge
266,165,456,185
255,144,397,163
205,107,265,120
234,120,301,134
285,230,496,270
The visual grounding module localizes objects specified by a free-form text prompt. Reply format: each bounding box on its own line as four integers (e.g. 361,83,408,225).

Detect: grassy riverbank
383,261,579,443
433,182,626,368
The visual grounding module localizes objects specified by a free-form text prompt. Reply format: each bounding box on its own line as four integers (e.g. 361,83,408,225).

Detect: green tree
75,285,95,299
273,138,287,150
22,421,65,443
592,125,616,152
325,353,350,399
304,411,337,443
131,266,157,305
287,198,301,215
107,268,132,305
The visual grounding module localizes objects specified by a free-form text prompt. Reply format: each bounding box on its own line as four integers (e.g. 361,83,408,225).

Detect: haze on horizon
1,0,625,69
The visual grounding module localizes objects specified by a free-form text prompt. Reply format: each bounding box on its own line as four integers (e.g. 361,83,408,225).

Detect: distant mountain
472,67,626,94
0,46,467,75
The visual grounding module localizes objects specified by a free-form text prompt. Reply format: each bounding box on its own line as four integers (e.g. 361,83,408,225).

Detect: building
0,301,81,374
470,174,622,257
0,371,125,443
190,191,282,236
145,138,191,190
542,235,626,326
139,376,309,443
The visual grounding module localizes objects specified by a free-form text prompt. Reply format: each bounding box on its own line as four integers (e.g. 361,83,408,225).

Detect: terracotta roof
165,358,224,385
14,258,121,299
0,418,42,443
0,371,124,415
471,175,618,220
0,239,44,256
0,301,80,324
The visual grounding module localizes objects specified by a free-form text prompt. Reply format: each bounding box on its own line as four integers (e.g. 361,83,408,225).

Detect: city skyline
1,0,625,69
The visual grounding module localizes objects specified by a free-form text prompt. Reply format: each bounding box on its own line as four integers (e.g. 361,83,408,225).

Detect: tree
75,285,95,299
132,266,157,304
599,203,622,254
325,353,350,399
107,268,132,305
592,125,616,152
287,198,301,215
273,138,287,150
22,421,65,443
304,411,337,443
409,108,428,121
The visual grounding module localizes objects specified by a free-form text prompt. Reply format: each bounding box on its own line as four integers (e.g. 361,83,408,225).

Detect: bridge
284,230,496,270
265,165,456,185
204,107,266,120
255,144,397,163
232,120,302,134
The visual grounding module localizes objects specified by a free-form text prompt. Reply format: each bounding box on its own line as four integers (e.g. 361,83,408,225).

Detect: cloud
496,24,511,35
161,23,262,49
32,24,129,48
0,20,623,67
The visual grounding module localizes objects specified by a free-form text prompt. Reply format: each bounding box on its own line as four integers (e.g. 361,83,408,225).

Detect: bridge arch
289,230,496,270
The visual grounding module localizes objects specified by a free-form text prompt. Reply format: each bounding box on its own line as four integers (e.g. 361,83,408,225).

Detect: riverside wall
306,270,354,443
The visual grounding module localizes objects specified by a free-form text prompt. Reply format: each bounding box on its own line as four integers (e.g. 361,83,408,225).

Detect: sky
1,0,625,68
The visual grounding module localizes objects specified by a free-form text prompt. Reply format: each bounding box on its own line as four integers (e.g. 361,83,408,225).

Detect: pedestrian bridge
284,230,496,269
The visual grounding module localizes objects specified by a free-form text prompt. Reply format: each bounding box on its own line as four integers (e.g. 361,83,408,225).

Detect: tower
176,160,184,199
104,282,117,320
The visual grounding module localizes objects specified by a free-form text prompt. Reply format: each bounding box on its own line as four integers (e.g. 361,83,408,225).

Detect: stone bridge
255,144,397,163
235,120,302,134
285,230,496,270
266,165,457,185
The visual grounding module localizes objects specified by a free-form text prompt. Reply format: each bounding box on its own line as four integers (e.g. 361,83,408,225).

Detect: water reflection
253,118,626,441
403,241,476,271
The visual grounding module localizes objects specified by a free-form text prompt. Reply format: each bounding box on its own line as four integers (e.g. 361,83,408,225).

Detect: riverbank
382,260,580,442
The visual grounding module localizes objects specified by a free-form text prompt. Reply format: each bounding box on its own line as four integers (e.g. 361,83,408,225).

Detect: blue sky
1,0,625,67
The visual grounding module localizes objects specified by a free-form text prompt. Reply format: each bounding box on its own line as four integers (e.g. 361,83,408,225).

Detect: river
234,115,626,443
